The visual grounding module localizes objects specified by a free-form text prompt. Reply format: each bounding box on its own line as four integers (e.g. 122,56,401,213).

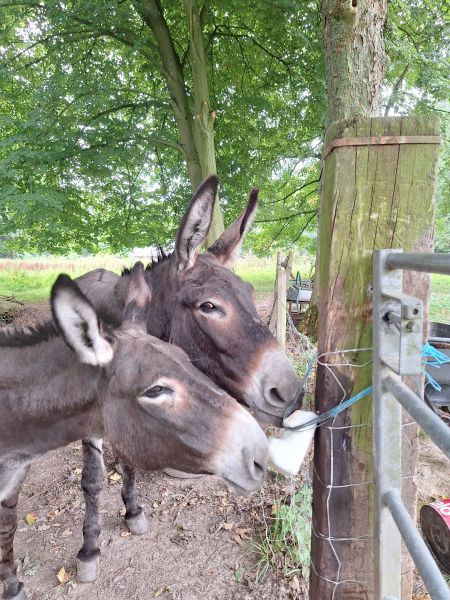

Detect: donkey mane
121,247,170,278
0,320,58,348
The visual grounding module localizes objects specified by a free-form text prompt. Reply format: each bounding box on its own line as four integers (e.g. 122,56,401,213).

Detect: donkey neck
0,334,104,457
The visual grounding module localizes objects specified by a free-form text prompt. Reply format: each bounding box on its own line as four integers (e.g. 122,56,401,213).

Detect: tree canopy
0,0,448,255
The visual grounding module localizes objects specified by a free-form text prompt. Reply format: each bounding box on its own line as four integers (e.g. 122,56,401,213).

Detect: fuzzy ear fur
207,187,258,268
173,175,219,272
51,274,114,366
121,262,152,333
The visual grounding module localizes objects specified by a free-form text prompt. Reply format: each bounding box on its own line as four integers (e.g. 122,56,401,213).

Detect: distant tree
0,0,324,253
0,0,447,254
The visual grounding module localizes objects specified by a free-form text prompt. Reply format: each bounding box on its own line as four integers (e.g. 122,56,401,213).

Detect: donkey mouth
221,477,260,497
254,409,284,427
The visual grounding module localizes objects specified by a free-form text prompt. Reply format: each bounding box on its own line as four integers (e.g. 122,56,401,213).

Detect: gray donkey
0,264,268,600
74,176,300,582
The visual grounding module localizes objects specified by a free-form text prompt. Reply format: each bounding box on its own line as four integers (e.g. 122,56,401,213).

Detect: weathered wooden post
269,251,293,346
310,116,440,599
276,252,287,349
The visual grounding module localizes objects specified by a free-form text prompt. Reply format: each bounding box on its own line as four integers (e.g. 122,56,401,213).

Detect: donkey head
51,264,268,495
165,176,300,426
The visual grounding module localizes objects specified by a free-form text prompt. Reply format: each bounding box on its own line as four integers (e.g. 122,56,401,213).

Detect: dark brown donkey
75,176,300,579
0,265,268,600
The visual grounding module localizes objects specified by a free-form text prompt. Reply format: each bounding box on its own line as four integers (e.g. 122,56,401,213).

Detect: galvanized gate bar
383,374,450,459
373,251,402,600
383,489,450,600
385,252,450,275
373,249,450,600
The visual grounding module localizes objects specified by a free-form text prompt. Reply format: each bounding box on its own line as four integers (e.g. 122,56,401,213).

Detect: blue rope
422,342,450,392
284,341,450,432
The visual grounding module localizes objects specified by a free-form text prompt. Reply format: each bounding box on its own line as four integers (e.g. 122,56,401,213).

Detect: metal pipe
383,489,450,600
385,252,450,275
383,375,450,459
428,336,450,344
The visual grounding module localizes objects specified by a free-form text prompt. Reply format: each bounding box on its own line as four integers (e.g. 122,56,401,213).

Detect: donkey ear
51,274,114,366
173,175,219,272
207,187,258,269
121,262,152,333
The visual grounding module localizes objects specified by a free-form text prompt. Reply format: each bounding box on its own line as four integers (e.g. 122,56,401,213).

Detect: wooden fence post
276,252,287,349
310,116,440,599
269,251,293,347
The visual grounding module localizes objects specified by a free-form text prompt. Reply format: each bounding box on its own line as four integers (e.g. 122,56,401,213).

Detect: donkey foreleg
119,463,149,535
77,438,105,583
0,463,30,600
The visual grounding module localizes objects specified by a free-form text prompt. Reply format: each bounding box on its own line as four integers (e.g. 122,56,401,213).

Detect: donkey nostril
269,387,287,407
253,460,264,478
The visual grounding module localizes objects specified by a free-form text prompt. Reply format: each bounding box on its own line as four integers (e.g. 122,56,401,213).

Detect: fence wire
259,313,420,599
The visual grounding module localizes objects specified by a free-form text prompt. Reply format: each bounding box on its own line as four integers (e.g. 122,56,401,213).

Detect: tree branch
89,100,169,122
264,180,320,206
384,63,410,117
255,209,317,224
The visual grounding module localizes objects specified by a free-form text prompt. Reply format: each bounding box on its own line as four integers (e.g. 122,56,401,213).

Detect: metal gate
373,249,450,600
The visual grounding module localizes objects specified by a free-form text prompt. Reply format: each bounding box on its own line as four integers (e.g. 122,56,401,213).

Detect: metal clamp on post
376,249,423,375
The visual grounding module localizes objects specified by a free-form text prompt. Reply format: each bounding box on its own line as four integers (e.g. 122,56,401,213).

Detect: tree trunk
310,116,440,599
321,0,387,123
309,0,387,328
182,0,224,245
133,0,224,242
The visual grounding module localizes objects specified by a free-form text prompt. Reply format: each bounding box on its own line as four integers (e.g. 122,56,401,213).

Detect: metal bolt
406,321,420,333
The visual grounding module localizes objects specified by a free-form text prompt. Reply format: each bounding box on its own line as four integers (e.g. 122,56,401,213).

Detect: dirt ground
1,296,449,600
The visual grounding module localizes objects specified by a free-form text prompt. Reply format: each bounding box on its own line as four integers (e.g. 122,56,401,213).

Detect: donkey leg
77,438,105,583
0,464,30,600
120,463,149,535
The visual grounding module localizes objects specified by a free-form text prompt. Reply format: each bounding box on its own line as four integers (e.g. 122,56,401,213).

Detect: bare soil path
2,297,448,600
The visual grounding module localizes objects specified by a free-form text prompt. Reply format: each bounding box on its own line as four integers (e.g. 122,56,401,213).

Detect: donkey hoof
77,556,100,583
164,468,205,479
125,511,149,535
4,583,27,600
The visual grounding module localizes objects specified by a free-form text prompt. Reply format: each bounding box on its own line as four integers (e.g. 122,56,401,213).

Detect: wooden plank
276,252,287,349
269,253,281,333
310,116,440,600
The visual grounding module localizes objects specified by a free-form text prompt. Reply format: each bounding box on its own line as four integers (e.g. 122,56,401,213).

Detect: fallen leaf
223,522,234,531
289,576,300,591
234,528,251,540
73,468,82,475
120,531,131,538
23,565,39,577
56,567,70,584
154,586,172,597
152,502,158,509
108,471,122,483
24,513,38,526
234,566,245,582
61,528,72,538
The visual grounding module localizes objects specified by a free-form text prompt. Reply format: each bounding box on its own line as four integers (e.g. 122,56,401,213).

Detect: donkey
73,176,300,577
0,264,268,600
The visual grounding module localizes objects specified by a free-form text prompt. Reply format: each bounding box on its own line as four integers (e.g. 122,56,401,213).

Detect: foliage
0,0,448,254
255,483,313,581
0,0,324,254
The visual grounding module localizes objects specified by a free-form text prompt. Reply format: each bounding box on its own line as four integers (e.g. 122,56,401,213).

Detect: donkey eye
142,385,171,398
199,301,216,313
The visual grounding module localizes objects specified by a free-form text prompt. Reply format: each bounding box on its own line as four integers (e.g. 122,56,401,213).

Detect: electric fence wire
258,312,437,599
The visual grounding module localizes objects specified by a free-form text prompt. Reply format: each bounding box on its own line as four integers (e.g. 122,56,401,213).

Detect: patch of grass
430,274,450,323
0,256,126,303
254,483,312,582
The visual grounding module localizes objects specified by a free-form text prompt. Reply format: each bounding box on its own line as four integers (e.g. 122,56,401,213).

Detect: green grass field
1,255,449,324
